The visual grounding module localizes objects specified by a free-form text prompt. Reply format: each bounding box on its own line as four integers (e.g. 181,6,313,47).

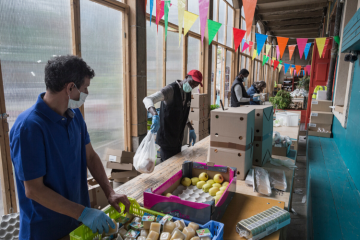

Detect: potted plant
269,90,292,109
298,76,310,91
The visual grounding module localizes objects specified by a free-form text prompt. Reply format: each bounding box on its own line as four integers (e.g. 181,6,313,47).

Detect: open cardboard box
105,148,134,164
308,123,332,138
88,176,113,210
272,144,290,157
143,161,236,224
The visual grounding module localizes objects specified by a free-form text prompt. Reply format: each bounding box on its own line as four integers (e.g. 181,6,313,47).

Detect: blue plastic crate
172,217,224,240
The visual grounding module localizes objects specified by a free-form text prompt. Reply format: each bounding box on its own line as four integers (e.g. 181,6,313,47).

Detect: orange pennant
288,45,296,60
277,37,289,59
295,65,302,75
243,0,258,38
290,68,293,75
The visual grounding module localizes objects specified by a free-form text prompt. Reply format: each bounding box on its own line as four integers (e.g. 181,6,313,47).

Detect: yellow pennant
316,38,327,58
272,57,276,61
278,64,282,73
178,0,186,46
184,11,198,37
265,44,271,56
252,49,257,60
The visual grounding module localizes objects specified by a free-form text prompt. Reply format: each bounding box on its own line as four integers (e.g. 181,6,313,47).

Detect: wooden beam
0,61,17,214
203,0,213,98
231,0,242,9
273,28,319,34
261,10,323,21
274,33,319,38
90,0,129,12
269,24,321,30
257,0,326,4
266,18,322,27
258,3,327,15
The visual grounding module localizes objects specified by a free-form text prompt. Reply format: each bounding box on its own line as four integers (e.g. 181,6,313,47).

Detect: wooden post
203,0,213,98
213,45,218,104
163,28,167,87
221,49,226,103
0,62,17,214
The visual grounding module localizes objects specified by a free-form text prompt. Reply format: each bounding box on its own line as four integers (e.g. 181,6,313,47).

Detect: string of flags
147,0,338,77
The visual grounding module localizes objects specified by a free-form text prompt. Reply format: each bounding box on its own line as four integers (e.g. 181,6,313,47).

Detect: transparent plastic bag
270,158,297,170
269,169,287,191
245,169,254,186
133,131,159,173
254,167,272,196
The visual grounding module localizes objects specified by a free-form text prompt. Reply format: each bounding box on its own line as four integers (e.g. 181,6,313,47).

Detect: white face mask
243,77,248,81
68,85,88,109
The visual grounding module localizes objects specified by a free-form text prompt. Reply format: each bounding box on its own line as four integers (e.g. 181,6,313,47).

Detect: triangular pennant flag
277,37,289,59
303,70,305,76
304,67,307,76
295,65,302,75
178,0,186,45
290,68,293,75
252,49,257,60
233,28,246,52
208,20,222,45
316,37,327,58
156,0,161,31
241,39,246,50
164,0,170,41
279,60,283,64
322,38,331,58
288,45,296,60
273,60,280,70
278,64,283,73
304,43,311,60
242,42,250,53
297,38,308,59
306,65,311,76
149,0,153,25
284,63,290,74
262,55,269,66
184,11,198,36
243,0,258,37
199,0,210,45
256,33,268,56
265,44,271,56
249,41,254,52
276,45,280,60
334,36,340,45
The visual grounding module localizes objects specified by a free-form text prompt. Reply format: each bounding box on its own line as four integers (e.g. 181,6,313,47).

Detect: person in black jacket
230,69,253,107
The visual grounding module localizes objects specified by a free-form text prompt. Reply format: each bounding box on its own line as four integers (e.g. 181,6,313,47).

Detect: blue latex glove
253,96,260,101
151,115,160,133
78,207,115,234
189,129,197,146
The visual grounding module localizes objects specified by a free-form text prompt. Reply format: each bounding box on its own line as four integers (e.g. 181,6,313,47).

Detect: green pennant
207,20,222,45
164,0,170,41
279,60,283,64
334,36,340,45
262,55,269,66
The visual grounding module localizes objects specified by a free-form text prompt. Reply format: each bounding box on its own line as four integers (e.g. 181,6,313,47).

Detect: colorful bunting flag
149,0,154,25
290,68,293,75
243,0,258,37
288,45,296,60
306,65,311,76
156,0,161,31
297,38,308,59
334,36,340,45
304,43,311,60
184,11,198,36
295,65,302,75
241,39,246,51
208,20,222,45
164,0,170,41
199,0,210,45
304,67,307,76
265,44,271,56
303,70,305,76
262,55,269,66
273,60,280,70
277,37,289,59
284,63,290,74
252,49,257,60
278,64,283,72
242,42,250,53
322,38,331,58
249,41,254,52
178,0,186,45
316,38,327,58
234,28,246,52
276,45,280,60
256,33,268,56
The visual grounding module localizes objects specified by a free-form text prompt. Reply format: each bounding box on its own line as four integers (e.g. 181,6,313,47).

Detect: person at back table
247,81,266,105
230,69,253,107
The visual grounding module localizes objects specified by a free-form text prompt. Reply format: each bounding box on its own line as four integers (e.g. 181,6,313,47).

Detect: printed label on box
156,215,163,223
311,112,318,117
309,123,316,127
142,213,155,222
125,229,140,238
266,222,279,235
196,228,212,237
130,222,143,229
116,216,130,224
312,101,318,104
109,155,117,162
159,214,173,225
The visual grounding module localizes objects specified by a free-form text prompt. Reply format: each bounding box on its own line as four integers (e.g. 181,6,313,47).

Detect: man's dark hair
45,55,95,93
239,69,249,76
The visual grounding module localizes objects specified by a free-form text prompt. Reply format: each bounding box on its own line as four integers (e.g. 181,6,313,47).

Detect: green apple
191,177,200,186
199,172,209,181
202,183,212,193
219,186,227,192
222,181,230,187
197,181,206,189
206,179,215,185
209,187,220,196
212,183,222,188
166,193,172,197
214,195,221,205
181,177,191,187
214,174,224,184
216,190,225,197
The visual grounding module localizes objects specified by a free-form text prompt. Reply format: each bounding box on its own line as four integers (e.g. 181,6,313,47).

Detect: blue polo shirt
10,93,91,240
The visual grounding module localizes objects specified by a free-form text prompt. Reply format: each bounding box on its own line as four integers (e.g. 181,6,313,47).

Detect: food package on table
253,167,272,196
268,169,287,191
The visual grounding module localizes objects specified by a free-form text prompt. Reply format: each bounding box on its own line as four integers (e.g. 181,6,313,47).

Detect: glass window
81,0,125,165
226,7,234,47
241,6,244,17
216,47,224,105
168,0,178,25
166,30,183,85
225,51,232,107
211,45,216,105
213,0,218,21
256,22,261,34
187,37,200,72
147,22,164,108
217,0,226,44
188,0,200,34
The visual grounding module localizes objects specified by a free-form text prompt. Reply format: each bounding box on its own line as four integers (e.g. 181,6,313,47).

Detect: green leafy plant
298,76,310,91
269,90,292,109
210,104,220,110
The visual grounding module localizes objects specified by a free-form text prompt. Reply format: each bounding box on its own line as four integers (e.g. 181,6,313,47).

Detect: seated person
247,81,266,105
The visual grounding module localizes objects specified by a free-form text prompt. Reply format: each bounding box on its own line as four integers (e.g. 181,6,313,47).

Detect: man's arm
24,177,85,220
234,84,252,102
86,143,130,213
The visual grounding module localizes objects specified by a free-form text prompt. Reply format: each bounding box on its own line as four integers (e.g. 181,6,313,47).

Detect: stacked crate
105,149,139,183
188,93,210,144
308,100,333,138
207,107,255,180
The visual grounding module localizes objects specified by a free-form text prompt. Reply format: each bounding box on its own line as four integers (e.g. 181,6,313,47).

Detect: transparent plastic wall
81,1,125,161
166,31,183,85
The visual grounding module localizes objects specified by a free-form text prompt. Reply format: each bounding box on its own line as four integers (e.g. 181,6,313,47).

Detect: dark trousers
160,147,181,162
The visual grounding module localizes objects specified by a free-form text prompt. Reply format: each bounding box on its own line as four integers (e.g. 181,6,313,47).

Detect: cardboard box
308,123,332,132
311,100,332,112
191,93,207,108
188,107,206,121
105,149,134,164
252,135,272,167
310,111,333,125
334,105,344,113
272,145,290,157
88,177,113,210
143,161,236,224
242,105,273,137
308,130,331,138
111,169,139,179
316,90,327,100
289,98,304,109
106,161,133,171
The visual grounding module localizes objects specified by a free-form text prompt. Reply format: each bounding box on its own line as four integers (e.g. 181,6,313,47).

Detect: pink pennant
306,65,311,76
242,42,250,52
248,41,254,52
159,1,172,20
296,38,308,59
276,45,280,60
199,0,210,45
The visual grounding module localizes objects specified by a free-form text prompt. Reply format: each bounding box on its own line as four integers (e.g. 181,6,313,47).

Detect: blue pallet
172,217,224,240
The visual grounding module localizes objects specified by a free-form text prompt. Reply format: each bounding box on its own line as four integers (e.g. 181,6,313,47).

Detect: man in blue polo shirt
10,55,130,240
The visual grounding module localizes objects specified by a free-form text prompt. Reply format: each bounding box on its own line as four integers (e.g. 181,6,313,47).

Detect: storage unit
208,107,255,180
308,123,332,138
311,100,332,112
87,177,113,210
105,149,138,182
310,111,333,125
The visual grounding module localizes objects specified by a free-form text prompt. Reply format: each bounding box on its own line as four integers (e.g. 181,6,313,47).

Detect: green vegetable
269,90,292,109
210,104,220,110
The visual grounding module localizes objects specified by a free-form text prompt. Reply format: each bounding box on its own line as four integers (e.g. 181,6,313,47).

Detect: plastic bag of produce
133,131,159,173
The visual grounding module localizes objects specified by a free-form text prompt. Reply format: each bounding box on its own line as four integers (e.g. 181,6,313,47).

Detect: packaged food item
196,228,211,238
199,237,210,240
159,215,173,225
119,227,128,238
130,222,144,230
174,220,186,231
163,221,176,233
156,215,163,223
187,222,199,231
132,217,142,223
116,216,131,224
190,237,200,240
149,222,161,234
124,222,132,230
126,213,135,221
140,229,149,237
142,213,155,229
170,228,186,240
146,230,160,240
160,232,171,240
104,219,118,235
125,229,140,239
183,227,195,240
137,237,146,240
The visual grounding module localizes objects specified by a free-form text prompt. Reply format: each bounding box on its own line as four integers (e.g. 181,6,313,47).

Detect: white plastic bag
133,131,159,173
269,169,287,191
269,158,297,170
253,167,272,196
